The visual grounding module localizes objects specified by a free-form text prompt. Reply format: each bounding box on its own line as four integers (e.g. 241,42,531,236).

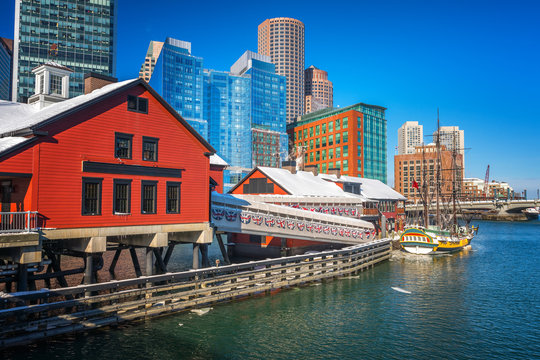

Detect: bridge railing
211,198,377,244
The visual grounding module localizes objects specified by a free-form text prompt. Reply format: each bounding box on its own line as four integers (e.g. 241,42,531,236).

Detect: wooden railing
0,239,391,348
0,211,39,233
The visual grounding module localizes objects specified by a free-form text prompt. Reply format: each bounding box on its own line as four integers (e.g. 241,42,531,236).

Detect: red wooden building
227,165,367,257
226,163,405,258
0,64,219,280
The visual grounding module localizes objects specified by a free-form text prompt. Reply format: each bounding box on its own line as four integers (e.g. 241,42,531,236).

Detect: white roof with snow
209,154,228,167
0,79,138,137
254,167,357,197
318,173,406,201
0,137,28,153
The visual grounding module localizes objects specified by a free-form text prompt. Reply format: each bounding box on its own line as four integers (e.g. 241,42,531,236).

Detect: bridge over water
405,199,539,216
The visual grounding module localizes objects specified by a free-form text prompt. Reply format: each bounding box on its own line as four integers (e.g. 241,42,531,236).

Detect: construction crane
483,165,490,198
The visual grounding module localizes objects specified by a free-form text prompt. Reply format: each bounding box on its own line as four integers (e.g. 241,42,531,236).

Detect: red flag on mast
412,180,419,189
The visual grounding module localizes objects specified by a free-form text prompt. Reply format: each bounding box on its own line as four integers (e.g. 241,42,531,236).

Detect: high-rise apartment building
289,102,387,183
394,144,463,201
258,17,305,124
0,38,13,101
150,38,207,137
304,65,332,114
12,0,116,102
398,121,423,155
230,51,287,167
433,126,465,167
139,41,164,82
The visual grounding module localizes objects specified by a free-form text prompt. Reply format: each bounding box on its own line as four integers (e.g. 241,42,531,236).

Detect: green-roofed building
288,102,387,183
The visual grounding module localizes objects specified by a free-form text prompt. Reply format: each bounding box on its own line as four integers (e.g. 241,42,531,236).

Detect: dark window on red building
127,95,148,114
113,179,132,214
166,182,181,214
142,136,159,161
82,177,102,215
242,178,274,194
115,132,133,159
141,180,157,214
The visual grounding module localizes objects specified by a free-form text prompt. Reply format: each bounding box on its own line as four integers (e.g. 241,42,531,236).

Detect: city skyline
1,0,538,193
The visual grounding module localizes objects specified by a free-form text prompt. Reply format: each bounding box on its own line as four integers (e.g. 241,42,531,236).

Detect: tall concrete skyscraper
139,41,164,82
304,65,333,114
12,0,116,102
398,121,423,155
258,17,305,124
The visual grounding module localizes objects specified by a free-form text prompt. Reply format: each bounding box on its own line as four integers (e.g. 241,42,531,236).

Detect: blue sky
2,0,539,194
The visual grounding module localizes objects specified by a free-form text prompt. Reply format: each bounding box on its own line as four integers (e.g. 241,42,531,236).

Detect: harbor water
4,220,540,359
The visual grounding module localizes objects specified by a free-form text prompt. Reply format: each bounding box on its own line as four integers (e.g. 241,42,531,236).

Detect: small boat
522,207,539,220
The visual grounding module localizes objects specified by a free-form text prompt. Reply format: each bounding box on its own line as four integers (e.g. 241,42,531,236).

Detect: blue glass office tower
230,51,287,167
0,38,12,101
204,70,251,169
149,41,286,190
12,0,116,102
150,38,207,137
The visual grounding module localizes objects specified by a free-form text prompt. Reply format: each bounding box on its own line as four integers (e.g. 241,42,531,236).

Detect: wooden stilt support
84,254,93,285
163,244,175,266
192,244,200,270
200,244,209,268
145,248,153,277
16,264,28,292
109,248,123,277
44,248,69,288
152,248,167,274
44,265,52,289
216,233,230,265
129,247,142,278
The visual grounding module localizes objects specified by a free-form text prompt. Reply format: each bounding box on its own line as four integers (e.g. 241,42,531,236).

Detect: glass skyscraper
0,38,12,101
149,40,287,178
150,38,207,137
204,70,252,169
12,0,116,102
230,51,287,167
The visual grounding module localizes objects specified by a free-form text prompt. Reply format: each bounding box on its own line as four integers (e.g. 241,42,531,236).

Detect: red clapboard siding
0,145,33,173
2,83,213,229
209,165,225,193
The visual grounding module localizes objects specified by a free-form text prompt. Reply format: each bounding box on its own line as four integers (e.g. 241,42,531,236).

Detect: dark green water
5,221,540,359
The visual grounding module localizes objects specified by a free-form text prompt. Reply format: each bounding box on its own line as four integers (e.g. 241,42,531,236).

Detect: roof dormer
27,61,74,109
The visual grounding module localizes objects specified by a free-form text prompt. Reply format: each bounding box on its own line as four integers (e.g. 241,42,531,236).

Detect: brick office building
394,143,463,201
288,102,387,183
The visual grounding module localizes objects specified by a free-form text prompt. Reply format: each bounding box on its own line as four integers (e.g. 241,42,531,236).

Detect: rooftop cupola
28,61,74,109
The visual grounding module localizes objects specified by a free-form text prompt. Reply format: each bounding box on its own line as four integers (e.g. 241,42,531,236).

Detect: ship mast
422,143,429,228
452,132,458,230
435,109,441,227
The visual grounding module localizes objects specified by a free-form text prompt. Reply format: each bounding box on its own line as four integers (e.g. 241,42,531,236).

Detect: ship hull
400,227,473,255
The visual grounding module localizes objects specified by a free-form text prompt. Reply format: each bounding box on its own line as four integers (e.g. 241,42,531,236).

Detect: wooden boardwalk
0,239,390,348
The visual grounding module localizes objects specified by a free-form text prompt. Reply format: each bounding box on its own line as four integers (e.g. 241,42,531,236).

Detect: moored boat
400,226,475,255
522,207,539,220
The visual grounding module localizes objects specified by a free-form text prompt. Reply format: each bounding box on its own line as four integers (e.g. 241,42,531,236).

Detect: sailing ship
400,113,478,255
